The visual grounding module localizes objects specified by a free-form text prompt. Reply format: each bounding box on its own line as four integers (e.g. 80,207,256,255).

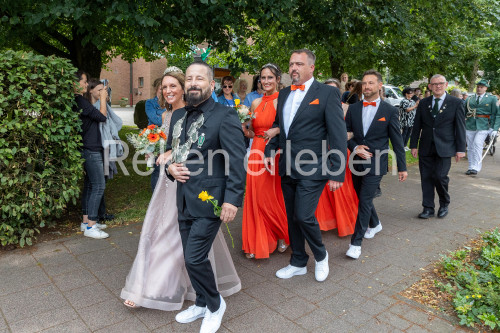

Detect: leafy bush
0,51,83,247
437,228,500,330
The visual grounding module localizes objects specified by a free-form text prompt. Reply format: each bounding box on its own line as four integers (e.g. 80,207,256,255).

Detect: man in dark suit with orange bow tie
410,74,466,219
345,70,407,259
264,49,347,282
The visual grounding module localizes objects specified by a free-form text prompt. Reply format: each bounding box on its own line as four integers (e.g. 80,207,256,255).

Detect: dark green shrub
134,100,148,129
0,51,83,247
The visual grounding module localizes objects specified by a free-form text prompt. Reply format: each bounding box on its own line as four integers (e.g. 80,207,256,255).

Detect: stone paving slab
1,156,500,332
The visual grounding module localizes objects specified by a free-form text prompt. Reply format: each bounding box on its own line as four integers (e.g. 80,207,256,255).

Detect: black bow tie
185,105,201,113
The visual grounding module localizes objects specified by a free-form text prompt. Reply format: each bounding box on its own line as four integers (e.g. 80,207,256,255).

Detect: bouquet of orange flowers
234,99,254,123
126,125,167,167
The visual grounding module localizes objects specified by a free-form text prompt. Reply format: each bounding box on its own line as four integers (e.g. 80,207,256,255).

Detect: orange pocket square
309,99,319,105
378,117,386,121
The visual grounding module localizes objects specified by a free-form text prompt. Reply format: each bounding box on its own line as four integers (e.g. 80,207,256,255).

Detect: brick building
99,56,167,106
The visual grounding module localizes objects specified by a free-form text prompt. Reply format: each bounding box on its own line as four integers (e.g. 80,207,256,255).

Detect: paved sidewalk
1,156,499,333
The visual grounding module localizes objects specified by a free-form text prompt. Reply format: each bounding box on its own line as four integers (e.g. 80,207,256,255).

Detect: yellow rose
235,99,240,106
198,191,214,202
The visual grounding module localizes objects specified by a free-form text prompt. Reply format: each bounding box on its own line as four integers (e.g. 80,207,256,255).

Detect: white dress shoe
83,225,109,239
346,244,361,259
315,251,329,282
80,222,107,232
276,265,307,279
200,296,226,333
175,305,206,324
364,222,382,239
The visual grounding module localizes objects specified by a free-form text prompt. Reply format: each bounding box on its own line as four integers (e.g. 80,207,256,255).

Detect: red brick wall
100,56,167,105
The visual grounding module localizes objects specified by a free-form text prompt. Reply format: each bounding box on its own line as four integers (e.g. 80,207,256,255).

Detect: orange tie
291,85,305,91
363,101,377,107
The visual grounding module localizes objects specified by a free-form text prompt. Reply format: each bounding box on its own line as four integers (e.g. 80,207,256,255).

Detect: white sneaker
276,265,307,279
346,244,361,259
364,222,382,239
315,251,329,282
80,222,107,232
83,225,109,239
175,305,206,324
200,296,226,333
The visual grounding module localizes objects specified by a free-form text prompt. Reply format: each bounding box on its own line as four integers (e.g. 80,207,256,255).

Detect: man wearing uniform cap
465,79,500,175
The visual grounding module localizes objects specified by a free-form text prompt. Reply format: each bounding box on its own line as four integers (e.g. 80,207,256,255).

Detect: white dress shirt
362,98,381,136
283,77,315,137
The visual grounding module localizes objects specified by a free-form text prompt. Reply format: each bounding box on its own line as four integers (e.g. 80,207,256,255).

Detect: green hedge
0,51,83,247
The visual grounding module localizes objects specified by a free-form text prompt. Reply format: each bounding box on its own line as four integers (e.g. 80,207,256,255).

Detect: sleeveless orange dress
242,92,289,258
315,150,358,237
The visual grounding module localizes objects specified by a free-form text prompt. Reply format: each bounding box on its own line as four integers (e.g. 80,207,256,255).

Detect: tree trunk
69,29,103,78
467,59,479,92
329,53,342,79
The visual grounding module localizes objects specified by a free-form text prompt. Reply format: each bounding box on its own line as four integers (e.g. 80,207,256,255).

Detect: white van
383,85,404,107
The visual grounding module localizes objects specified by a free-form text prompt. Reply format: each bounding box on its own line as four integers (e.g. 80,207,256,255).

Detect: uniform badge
197,133,205,148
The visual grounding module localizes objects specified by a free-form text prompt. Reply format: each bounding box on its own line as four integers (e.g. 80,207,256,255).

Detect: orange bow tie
363,101,377,107
291,85,305,91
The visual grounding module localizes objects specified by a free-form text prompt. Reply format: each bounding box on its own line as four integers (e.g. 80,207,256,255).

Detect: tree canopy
2,0,499,89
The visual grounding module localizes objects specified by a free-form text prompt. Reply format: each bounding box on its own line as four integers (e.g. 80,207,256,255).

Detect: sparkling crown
164,66,183,74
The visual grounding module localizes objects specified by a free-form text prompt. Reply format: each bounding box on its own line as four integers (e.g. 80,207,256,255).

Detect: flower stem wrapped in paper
126,125,167,168
234,99,254,123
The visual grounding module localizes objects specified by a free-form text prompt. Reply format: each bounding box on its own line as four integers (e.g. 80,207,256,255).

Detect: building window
138,77,144,88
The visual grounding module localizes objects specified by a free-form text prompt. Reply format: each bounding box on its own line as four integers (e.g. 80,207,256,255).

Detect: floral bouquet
234,99,254,123
126,125,167,167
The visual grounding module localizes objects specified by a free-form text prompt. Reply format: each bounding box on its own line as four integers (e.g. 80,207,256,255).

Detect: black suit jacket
409,94,466,157
166,98,247,218
345,100,407,175
265,80,347,182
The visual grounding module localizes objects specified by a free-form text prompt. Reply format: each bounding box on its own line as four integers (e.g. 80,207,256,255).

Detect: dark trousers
418,144,451,210
350,173,383,246
178,216,221,312
82,149,106,221
281,176,327,267
401,126,412,147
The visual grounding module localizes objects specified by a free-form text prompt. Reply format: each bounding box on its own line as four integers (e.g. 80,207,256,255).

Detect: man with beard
345,69,407,259
165,62,246,333
264,49,347,282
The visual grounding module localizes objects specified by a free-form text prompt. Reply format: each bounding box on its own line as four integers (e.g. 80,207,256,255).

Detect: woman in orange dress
242,63,289,259
316,81,358,237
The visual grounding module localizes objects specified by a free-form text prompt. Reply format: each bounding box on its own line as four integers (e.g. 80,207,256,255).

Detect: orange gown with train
242,92,289,259
315,149,358,237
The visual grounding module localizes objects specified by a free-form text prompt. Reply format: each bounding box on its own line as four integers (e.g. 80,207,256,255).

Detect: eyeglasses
430,82,446,87
223,85,233,89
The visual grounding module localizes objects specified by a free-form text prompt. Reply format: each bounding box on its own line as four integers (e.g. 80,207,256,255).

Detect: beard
291,71,300,84
186,86,211,106
363,89,378,99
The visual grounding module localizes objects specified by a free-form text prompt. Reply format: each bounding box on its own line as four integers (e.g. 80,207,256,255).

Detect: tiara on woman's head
164,66,183,74
261,63,279,71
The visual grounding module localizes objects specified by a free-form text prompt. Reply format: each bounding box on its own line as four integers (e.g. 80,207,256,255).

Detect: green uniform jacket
465,93,500,131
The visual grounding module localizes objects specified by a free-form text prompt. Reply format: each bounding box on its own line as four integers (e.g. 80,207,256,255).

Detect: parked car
383,85,404,107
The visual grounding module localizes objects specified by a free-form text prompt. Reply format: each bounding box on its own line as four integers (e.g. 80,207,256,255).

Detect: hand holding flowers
234,99,254,123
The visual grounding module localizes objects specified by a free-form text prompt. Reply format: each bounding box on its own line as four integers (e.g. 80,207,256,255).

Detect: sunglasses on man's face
223,85,233,89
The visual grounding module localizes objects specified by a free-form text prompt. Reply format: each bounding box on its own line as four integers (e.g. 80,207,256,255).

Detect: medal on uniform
197,133,205,148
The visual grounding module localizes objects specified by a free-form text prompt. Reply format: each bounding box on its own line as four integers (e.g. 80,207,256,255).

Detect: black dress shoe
437,206,448,218
418,209,435,219
470,170,478,175
465,170,472,175
374,187,382,198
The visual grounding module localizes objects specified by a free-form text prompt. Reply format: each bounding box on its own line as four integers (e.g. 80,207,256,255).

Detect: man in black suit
264,49,347,282
166,62,246,333
410,74,466,219
345,69,408,259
